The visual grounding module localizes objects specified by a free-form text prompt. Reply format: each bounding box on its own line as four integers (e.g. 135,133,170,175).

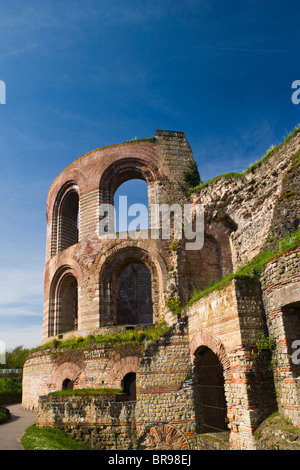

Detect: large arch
99,158,161,234
99,244,166,327
50,181,79,257
116,262,153,324
48,266,81,337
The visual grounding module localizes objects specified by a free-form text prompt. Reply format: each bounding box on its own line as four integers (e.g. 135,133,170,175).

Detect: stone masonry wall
260,247,300,426
191,129,300,270
187,277,277,450
22,342,143,411
37,394,137,450
35,320,196,450
33,279,279,450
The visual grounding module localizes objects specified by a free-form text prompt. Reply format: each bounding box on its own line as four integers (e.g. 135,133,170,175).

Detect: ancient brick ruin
22,129,300,450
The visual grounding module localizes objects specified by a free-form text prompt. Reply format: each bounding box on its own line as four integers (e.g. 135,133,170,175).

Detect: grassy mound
22,425,92,450
254,413,300,450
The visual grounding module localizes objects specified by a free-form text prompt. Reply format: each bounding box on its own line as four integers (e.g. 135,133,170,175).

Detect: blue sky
0,0,299,350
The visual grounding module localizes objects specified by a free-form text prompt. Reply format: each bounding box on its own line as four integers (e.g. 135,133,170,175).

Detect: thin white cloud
0,323,42,350
0,43,40,62
0,266,43,311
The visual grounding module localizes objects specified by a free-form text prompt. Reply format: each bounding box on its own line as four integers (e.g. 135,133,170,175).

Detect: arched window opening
57,190,79,252
122,372,136,401
62,379,74,390
194,347,228,433
116,262,153,325
57,274,78,335
114,179,149,233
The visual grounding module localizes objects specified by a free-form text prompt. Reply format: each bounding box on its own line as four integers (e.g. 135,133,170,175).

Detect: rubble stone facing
191,131,300,269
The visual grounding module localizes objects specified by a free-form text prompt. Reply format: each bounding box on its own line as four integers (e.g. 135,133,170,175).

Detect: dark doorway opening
194,347,228,433
62,379,74,390
122,372,136,401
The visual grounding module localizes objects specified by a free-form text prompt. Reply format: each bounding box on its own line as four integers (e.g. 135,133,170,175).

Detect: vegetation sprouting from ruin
185,228,300,309
36,321,169,353
183,160,202,189
190,124,300,193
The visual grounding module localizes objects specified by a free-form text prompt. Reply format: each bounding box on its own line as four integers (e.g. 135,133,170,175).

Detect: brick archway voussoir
190,329,231,380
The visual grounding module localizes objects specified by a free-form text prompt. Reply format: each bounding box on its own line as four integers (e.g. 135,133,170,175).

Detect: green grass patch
22,425,92,450
37,322,169,353
185,228,300,309
48,388,122,397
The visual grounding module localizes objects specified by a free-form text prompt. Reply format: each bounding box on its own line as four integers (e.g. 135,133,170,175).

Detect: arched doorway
122,372,136,401
62,378,74,390
194,346,228,433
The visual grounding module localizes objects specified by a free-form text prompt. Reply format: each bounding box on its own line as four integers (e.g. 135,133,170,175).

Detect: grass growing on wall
38,321,169,353
190,124,300,193
185,228,300,309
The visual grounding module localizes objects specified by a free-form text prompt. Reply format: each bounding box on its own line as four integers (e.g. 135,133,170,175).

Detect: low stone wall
37,394,138,450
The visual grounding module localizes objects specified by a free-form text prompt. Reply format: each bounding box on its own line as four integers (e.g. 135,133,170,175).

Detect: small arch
190,330,231,381
62,378,74,390
122,372,136,401
282,300,300,377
